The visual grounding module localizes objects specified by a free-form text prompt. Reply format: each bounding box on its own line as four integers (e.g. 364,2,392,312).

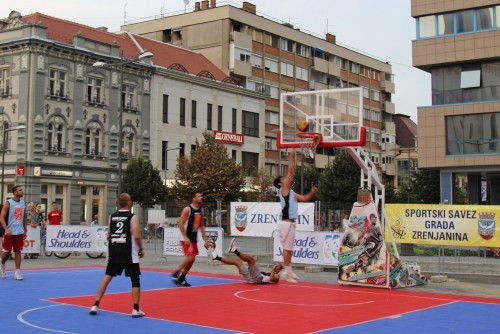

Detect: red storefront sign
214,130,244,145
16,165,25,176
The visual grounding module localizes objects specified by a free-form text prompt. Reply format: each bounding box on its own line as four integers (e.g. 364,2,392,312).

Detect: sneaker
89,305,98,315
282,270,298,283
227,238,236,253
0,264,5,279
206,247,213,261
132,309,146,318
290,270,300,281
14,272,23,281
178,279,191,287
171,272,179,282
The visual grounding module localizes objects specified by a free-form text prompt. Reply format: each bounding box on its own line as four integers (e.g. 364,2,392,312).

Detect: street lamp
93,50,153,194
164,147,180,180
1,125,27,204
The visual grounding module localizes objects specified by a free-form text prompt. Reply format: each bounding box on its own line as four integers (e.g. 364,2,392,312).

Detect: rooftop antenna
124,2,128,24
184,0,190,13
161,3,164,17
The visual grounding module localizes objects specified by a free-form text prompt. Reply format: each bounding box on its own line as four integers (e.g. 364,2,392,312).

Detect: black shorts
105,263,141,277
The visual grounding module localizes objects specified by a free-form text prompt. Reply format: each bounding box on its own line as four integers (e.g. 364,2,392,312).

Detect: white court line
18,304,77,334
310,301,459,333
234,288,374,307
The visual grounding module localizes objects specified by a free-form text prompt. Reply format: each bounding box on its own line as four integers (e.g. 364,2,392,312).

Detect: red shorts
181,240,199,256
2,234,24,252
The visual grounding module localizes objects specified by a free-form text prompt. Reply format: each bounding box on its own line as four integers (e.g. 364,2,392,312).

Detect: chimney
194,2,200,11
210,0,216,8
96,26,108,32
242,2,256,14
326,33,336,44
201,0,209,10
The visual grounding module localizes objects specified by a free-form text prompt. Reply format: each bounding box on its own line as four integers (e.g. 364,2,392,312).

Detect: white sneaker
282,270,298,283
89,305,98,315
132,309,146,318
227,238,236,253
0,264,5,279
14,271,23,280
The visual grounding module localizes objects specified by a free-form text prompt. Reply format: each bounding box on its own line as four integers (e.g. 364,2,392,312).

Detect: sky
1,0,431,122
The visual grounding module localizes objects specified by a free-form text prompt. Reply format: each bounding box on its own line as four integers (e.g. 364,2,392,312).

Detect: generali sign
214,130,244,145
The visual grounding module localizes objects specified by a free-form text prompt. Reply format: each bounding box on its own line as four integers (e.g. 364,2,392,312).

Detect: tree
410,167,441,204
173,132,245,205
291,163,320,195
244,169,277,202
317,150,360,203
122,156,167,205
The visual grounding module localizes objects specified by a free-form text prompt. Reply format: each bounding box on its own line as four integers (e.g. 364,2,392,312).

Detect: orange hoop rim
296,132,323,150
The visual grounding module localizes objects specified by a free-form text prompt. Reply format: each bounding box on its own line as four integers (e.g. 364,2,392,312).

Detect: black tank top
108,210,134,264
186,205,203,243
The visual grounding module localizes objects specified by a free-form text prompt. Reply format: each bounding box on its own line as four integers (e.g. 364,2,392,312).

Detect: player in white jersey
212,238,282,284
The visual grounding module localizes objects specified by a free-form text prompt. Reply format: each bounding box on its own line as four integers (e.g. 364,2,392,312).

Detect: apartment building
412,1,500,204
122,1,398,185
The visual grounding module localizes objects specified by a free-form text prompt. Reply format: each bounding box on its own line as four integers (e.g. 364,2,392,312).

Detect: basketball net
297,132,322,158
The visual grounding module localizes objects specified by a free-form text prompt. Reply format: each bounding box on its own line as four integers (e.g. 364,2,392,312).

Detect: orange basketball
297,118,310,132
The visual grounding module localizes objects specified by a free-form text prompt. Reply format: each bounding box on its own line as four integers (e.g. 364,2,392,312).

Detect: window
477,7,494,31
251,54,262,68
295,67,308,81
350,62,359,74
360,66,370,77
179,143,185,157
207,103,212,130
162,95,169,123
235,48,251,63
280,38,294,52
456,9,474,33
191,100,197,128
446,113,500,155
161,141,168,170
85,122,103,155
296,43,308,57
122,131,135,158
371,70,380,81
271,35,279,48
363,87,370,99
265,111,279,125
264,58,278,73
87,77,103,103
242,151,259,176
232,150,237,160
218,106,223,131
418,15,436,38
371,89,380,101
49,69,68,97
242,111,259,137
122,84,136,110
437,13,454,35
460,64,481,88
47,122,65,152
0,68,10,96
232,108,237,133
281,62,293,77
180,98,186,126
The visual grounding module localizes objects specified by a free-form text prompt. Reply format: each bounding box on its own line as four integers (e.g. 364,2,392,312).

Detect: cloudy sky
2,0,430,122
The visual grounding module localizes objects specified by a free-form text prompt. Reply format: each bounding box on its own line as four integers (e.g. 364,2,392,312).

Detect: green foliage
291,163,320,195
410,168,441,204
384,182,398,203
317,150,360,203
244,169,277,202
173,132,245,205
122,156,167,206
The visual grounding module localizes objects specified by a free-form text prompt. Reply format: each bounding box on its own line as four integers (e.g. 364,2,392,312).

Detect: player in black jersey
89,193,145,318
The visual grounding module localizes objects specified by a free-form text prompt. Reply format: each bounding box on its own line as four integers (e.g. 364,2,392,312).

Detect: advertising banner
45,225,108,252
21,226,41,254
230,202,315,237
385,204,500,247
338,201,388,287
272,230,342,266
163,227,224,257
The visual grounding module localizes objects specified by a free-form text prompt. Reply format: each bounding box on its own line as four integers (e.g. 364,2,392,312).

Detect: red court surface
51,268,500,334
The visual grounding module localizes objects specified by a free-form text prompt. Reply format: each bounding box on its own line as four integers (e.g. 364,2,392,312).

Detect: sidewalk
14,241,500,301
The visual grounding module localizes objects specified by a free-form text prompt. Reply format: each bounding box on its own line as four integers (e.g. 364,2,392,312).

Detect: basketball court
3,265,500,333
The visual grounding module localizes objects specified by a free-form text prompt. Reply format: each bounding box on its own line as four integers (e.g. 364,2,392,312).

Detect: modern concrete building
412,1,500,204
123,1,399,185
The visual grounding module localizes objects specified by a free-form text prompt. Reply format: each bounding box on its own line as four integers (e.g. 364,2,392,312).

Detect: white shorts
278,220,296,251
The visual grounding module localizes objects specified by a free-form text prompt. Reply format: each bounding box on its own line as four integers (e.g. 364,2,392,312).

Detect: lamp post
164,147,181,180
1,125,27,204
93,50,153,194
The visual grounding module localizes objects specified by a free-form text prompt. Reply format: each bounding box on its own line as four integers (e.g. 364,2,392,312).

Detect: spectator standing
47,202,63,225
25,202,40,259
91,214,99,226
0,186,27,280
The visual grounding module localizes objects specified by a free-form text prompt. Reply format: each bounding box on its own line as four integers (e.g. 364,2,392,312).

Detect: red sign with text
17,165,25,176
214,130,244,145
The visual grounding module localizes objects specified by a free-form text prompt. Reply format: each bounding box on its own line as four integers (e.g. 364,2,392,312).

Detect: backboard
277,87,366,149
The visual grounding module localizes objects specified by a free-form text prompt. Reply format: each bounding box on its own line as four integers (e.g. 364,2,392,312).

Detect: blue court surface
2,266,500,333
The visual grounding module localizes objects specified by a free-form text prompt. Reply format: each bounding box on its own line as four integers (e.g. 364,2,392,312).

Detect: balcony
231,31,252,50
383,101,395,114
232,59,252,77
311,57,340,76
381,79,395,94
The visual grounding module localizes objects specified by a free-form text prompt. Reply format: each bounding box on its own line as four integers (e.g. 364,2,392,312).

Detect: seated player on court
212,238,282,284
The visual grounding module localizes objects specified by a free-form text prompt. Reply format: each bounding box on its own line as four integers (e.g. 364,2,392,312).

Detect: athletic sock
234,249,241,256
284,265,292,272
94,301,100,307
133,303,139,311
179,272,187,281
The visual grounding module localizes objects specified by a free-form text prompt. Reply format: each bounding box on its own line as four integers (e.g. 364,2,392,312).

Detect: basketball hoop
297,132,322,156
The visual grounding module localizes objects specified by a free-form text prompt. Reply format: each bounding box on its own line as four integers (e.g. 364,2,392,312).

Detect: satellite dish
184,0,190,5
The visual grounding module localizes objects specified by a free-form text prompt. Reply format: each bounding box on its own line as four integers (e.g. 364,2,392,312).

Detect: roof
17,12,227,79
394,114,418,148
